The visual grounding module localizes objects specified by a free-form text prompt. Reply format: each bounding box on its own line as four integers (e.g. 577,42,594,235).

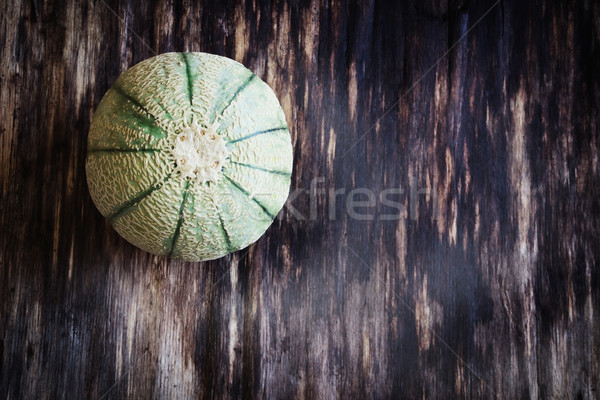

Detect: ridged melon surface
86,52,293,261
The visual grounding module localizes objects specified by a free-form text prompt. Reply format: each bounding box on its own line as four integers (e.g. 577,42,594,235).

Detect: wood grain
1,0,599,398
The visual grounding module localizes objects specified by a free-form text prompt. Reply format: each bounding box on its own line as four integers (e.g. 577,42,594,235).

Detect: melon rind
86,52,293,261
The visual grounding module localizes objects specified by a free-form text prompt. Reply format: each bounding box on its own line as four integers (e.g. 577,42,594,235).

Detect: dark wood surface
1,0,599,398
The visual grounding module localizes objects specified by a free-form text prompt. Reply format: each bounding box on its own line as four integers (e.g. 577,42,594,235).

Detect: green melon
86,52,293,261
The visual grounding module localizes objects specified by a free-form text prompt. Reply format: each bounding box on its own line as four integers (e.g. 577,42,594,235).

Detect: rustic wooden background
1,0,599,398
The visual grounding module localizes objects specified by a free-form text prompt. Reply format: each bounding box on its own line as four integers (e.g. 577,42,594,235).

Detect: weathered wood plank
1,0,599,398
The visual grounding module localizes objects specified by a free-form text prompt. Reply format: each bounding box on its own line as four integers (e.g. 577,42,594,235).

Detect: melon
86,52,293,261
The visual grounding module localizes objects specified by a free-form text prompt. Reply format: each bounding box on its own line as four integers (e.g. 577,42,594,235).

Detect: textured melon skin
86,52,293,261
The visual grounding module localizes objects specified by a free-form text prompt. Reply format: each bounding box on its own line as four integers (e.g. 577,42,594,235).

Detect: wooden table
2,0,599,398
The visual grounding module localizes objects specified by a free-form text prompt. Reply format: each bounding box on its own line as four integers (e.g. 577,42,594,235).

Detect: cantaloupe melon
86,52,293,261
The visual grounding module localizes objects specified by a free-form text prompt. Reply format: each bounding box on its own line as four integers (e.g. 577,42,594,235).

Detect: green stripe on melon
86,52,293,261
